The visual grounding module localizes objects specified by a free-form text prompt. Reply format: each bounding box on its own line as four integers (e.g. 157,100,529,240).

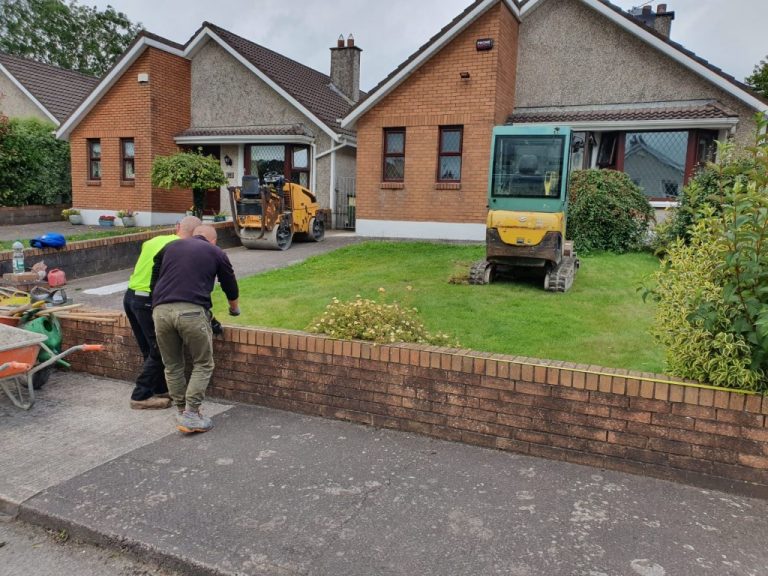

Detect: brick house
0,51,99,126
56,25,362,226
342,0,768,241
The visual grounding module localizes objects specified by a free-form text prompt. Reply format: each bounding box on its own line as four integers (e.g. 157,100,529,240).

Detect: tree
746,56,768,99
0,0,142,76
151,152,227,218
0,117,71,206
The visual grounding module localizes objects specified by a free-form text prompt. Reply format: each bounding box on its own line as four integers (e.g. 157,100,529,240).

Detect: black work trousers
123,289,168,401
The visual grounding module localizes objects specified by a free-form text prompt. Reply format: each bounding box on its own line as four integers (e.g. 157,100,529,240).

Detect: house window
383,128,405,181
87,139,101,180
290,146,310,188
245,144,311,187
622,131,687,201
570,132,593,171
437,126,462,182
121,138,135,180
246,144,285,182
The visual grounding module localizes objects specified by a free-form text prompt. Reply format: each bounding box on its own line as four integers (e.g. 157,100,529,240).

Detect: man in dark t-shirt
151,224,240,434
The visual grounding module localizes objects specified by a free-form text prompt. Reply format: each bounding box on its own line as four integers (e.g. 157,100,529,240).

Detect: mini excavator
469,125,579,292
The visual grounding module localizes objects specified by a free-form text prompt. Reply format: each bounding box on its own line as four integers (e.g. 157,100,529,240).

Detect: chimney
629,4,675,38
330,33,362,104
653,4,675,38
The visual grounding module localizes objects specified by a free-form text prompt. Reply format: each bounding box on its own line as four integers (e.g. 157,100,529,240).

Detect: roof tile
508,100,738,124
0,52,100,122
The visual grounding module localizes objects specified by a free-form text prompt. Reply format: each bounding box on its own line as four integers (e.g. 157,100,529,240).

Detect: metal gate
335,176,356,230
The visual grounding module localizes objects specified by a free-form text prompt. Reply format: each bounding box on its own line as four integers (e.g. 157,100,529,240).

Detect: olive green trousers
153,302,213,411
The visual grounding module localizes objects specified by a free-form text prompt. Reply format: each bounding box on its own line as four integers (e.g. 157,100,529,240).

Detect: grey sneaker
176,409,213,434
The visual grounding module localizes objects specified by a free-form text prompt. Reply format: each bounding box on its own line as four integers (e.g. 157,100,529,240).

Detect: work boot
176,409,213,434
130,396,172,410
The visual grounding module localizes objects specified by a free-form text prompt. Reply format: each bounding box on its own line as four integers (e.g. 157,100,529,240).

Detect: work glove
211,317,223,335
229,306,241,316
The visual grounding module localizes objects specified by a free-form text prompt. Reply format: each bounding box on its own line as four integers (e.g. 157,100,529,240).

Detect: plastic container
47,268,67,287
12,241,25,273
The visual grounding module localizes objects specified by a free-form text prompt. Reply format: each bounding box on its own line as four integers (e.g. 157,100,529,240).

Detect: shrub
651,149,758,254
0,117,71,206
648,125,768,392
308,291,457,346
567,169,653,253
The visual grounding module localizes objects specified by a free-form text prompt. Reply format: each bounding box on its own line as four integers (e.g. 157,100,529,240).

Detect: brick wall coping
0,227,172,260
0,221,233,260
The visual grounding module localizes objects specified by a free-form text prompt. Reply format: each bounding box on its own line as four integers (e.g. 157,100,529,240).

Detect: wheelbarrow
0,322,103,410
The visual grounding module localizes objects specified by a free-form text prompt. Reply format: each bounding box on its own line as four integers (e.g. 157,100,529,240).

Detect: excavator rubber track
469,260,494,285
544,242,579,292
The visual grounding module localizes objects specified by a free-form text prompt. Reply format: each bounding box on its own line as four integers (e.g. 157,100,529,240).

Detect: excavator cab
470,125,579,291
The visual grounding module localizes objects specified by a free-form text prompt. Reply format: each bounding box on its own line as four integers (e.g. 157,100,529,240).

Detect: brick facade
355,3,518,227
62,316,768,496
69,48,191,219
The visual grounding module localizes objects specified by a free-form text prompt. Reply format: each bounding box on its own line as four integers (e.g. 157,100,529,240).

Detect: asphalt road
0,516,181,576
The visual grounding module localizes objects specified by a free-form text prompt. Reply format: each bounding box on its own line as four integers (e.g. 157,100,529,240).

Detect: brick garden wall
60,316,768,496
0,205,70,226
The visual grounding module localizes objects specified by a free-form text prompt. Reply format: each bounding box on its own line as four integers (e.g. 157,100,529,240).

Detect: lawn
212,241,664,374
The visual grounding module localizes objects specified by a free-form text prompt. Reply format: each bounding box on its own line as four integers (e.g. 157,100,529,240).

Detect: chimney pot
337,34,344,48
347,34,354,48
657,3,667,13
642,5,652,15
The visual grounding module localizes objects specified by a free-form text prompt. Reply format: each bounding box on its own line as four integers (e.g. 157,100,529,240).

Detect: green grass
212,241,664,373
1,226,167,250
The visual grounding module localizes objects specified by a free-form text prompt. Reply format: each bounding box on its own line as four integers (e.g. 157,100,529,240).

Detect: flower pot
213,216,226,222
99,219,114,227
121,216,136,227
68,214,83,225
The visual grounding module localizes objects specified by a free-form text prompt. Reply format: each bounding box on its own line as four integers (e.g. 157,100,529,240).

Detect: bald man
124,215,201,409
150,224,240,433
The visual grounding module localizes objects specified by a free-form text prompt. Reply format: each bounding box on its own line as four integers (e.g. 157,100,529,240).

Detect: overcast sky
89,0,766,91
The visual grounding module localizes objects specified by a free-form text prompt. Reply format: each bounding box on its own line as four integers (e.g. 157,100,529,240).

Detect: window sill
435,182,461,190
120,180,136,187
86,180,101,186
649,200,679,209
380,182,404,189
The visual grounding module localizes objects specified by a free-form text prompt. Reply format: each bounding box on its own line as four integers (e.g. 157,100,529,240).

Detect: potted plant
117,209,138,227
98,214,116,227
64,209,83,225
213,211,227,222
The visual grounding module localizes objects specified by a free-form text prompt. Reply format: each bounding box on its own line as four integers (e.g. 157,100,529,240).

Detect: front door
182,145,221,214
